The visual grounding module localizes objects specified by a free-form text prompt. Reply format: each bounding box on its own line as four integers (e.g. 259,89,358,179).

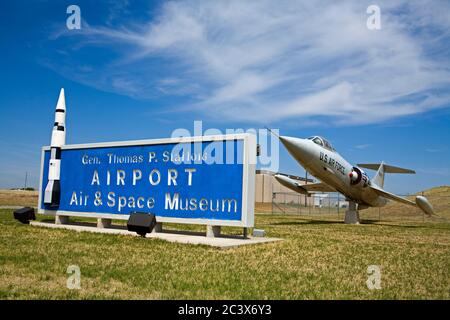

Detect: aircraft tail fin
357,162,415,188
373,162,386,188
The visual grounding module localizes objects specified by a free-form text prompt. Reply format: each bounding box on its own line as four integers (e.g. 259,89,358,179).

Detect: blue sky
0,0,449,194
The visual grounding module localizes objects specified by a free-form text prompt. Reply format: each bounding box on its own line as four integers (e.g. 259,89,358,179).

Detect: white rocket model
44,88,66,207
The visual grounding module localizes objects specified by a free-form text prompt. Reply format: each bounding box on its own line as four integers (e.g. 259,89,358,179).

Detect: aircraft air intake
349,171,359,182
349,167,369,188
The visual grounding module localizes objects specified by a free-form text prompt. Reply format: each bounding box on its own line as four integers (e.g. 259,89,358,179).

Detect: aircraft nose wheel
344,201,360,224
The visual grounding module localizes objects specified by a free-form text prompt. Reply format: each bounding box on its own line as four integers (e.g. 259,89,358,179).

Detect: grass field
1,208,449,299
0,190,38,207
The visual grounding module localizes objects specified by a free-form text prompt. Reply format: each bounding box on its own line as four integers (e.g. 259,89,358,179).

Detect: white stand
206,225,221,238
344,201,360,224
55,215,69,225
97,218,112,228
153,222,163,233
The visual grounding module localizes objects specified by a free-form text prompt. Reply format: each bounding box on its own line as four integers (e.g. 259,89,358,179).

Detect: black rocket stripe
50,180,61,207
55,109,65,113
56,126,65,131
51,147,61,159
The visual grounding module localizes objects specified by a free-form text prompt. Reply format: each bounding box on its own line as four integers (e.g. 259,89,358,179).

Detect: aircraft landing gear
344,201,360,224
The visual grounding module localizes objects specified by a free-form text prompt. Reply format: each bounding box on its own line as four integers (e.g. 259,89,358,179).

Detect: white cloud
51,0,450,125
425,148,446,153
417,168,450,177
355,144,371,150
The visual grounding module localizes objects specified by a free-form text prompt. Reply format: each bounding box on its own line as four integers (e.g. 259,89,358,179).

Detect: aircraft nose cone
279,136,313,164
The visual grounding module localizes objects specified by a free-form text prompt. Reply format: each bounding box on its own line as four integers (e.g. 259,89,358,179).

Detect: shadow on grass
33,220,249,240
361,219,450,229
271,219,343,226
270,219,443,229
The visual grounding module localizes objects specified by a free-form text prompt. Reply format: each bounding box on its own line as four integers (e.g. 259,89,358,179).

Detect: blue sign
39,135,255,227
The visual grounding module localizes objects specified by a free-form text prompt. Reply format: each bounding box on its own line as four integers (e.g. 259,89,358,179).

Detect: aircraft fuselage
279,136,388,208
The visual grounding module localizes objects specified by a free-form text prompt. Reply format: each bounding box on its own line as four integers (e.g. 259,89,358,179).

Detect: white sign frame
38,133,256,228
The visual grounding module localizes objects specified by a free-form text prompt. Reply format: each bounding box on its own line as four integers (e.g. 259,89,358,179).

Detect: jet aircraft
270,131,434,223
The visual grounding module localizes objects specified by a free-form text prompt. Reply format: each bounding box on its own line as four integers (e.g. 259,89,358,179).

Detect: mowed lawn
0,209,449,299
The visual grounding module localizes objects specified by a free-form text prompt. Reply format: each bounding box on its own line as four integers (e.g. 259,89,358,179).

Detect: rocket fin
44,180,61,207
44,180,54,204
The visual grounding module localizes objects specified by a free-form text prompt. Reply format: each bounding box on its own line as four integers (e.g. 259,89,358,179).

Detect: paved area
30,221,282,249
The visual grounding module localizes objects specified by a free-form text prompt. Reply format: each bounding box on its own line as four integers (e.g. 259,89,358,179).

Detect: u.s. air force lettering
39,134,256,227
319,151,346,175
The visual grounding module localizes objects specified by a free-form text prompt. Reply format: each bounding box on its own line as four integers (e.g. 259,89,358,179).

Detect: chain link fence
270,192,450,223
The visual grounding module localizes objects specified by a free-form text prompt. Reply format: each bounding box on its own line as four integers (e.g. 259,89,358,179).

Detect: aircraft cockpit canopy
308,136,335,152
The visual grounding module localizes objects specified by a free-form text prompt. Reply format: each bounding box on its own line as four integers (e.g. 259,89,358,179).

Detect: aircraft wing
302,182,336,193
274,175,335,194
369,185,416,207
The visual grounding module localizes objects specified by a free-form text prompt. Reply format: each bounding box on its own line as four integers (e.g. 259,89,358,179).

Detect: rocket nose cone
56,88,66,110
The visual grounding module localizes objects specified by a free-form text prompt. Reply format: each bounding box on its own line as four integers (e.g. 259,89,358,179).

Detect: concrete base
153,222,163,233
252,229,266,237
206,225,221,238
30,221,281,249
344,202,360,224
55,215,69,225
97,218,112,228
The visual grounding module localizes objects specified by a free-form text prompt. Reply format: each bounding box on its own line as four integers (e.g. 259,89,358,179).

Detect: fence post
337,193,340,218
272,192,274,215
309,195,312,218
422,191,425,223
329,194,331,214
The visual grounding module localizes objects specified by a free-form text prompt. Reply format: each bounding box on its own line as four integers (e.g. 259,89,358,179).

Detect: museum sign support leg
55,215,70,225
206,225,221,238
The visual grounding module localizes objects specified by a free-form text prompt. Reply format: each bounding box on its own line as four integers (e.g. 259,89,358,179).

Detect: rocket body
44,89,66,207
